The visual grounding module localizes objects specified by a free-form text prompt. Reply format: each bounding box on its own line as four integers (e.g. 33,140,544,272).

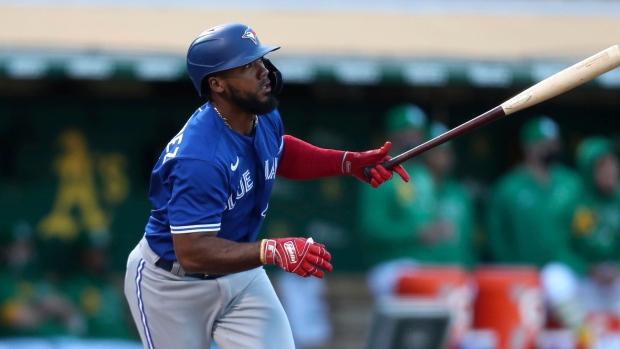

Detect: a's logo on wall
242,27,258,44
37,129,129,242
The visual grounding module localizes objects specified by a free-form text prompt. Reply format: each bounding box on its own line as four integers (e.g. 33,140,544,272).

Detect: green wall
1,81,618,273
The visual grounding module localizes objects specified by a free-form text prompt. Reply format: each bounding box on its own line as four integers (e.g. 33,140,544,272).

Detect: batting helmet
186,23,282,96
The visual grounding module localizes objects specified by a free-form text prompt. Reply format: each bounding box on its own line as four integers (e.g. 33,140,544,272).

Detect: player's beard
230,86,279,115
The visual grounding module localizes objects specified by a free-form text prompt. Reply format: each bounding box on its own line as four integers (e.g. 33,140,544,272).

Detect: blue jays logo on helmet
242,27,258,44
186,23,280,96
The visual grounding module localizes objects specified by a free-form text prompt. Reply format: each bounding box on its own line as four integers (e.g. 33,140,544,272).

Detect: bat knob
363,166,373,182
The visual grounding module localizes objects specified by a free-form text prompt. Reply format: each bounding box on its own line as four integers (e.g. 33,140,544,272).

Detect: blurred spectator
556,136,620,319
421,121,477,269
485,116,585,330
358,104,433,300
60,235,138,341
0,221,85,338
359,105,476,301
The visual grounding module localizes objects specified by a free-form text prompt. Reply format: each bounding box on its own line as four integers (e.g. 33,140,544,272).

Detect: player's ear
208,76,225,93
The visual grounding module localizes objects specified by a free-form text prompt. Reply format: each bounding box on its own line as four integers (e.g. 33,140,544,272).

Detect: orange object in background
472,265,545,349
396,265,476,349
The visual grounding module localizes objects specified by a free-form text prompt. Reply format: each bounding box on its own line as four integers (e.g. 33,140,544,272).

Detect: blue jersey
145,102,284,260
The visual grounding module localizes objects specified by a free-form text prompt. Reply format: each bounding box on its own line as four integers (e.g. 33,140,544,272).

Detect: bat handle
362,158,399,182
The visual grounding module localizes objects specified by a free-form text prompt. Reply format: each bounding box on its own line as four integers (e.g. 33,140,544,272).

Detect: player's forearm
173,233,263,275
277,135,344,179
278,135,409,187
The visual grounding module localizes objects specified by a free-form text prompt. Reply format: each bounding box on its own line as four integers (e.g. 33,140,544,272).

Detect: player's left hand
261,237,333,278
342,141,410,188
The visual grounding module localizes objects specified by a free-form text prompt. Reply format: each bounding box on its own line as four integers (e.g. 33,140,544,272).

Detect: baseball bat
365,44,620,179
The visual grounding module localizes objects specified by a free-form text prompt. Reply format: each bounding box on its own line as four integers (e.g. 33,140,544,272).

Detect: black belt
155,259,223,280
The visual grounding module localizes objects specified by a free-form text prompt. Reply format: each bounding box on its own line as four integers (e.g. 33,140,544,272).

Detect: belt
155,258,223,280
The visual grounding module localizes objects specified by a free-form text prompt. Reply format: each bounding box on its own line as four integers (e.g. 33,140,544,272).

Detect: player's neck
211,101,256,136
525,161,551,183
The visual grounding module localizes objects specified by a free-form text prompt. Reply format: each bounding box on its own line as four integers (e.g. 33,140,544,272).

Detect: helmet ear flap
263,58,283,95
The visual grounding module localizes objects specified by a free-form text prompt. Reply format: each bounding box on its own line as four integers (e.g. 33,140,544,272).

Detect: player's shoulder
176,103,228,161
551,164,580,181
259,108,283,131
551,164,584,194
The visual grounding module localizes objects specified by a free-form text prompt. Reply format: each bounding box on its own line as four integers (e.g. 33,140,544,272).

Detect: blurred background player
485,116,585,330
358,104,434,300
0,221,86,341
571,136,620,315
420,120,478,270
542,135,620,342
61,234,137,342
358,105,477,301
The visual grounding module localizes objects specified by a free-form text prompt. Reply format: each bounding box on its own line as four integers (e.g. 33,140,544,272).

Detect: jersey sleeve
167,159,228,234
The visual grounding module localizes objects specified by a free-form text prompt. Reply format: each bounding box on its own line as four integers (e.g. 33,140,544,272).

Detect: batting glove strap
261,237,333,278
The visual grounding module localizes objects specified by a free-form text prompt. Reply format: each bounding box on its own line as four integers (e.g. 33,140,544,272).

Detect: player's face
425,147,455,177
225,58,279,114
525,139,561,166
391,129,425,153
595,155,619,196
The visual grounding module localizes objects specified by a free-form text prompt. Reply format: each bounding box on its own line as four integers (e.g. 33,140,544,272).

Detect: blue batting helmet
186,23,281,96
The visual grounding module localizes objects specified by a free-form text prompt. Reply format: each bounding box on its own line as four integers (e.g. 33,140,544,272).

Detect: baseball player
123,22,409,349
486,116,584,329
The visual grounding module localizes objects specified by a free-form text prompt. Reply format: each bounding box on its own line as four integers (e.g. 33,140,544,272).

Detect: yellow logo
573,206,596,236
397,181,415,205
37,129,129,242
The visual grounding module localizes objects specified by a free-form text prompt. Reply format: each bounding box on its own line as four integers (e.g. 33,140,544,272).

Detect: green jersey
358,162,435,267
414,178,476,269
486,164,585,272
572,192,620,264
358,162,476,268
571,137,620,267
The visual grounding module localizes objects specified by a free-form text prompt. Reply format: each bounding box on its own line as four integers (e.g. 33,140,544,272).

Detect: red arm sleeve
277,135,345,180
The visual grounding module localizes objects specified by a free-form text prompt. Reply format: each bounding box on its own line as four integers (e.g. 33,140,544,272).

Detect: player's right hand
343,142,410,188
261,237,333,278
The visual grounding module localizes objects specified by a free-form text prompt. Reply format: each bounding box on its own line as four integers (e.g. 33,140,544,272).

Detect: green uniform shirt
358,162,435,267
358,162,476,268
571,137,620,268
485,164,586,273
572,191,620,265
413,178,477,269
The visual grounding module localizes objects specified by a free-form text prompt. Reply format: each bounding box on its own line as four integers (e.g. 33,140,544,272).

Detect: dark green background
1,78,619,273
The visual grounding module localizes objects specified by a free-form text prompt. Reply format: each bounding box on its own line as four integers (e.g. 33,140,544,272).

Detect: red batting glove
261,237,333,278
342,141,410,188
